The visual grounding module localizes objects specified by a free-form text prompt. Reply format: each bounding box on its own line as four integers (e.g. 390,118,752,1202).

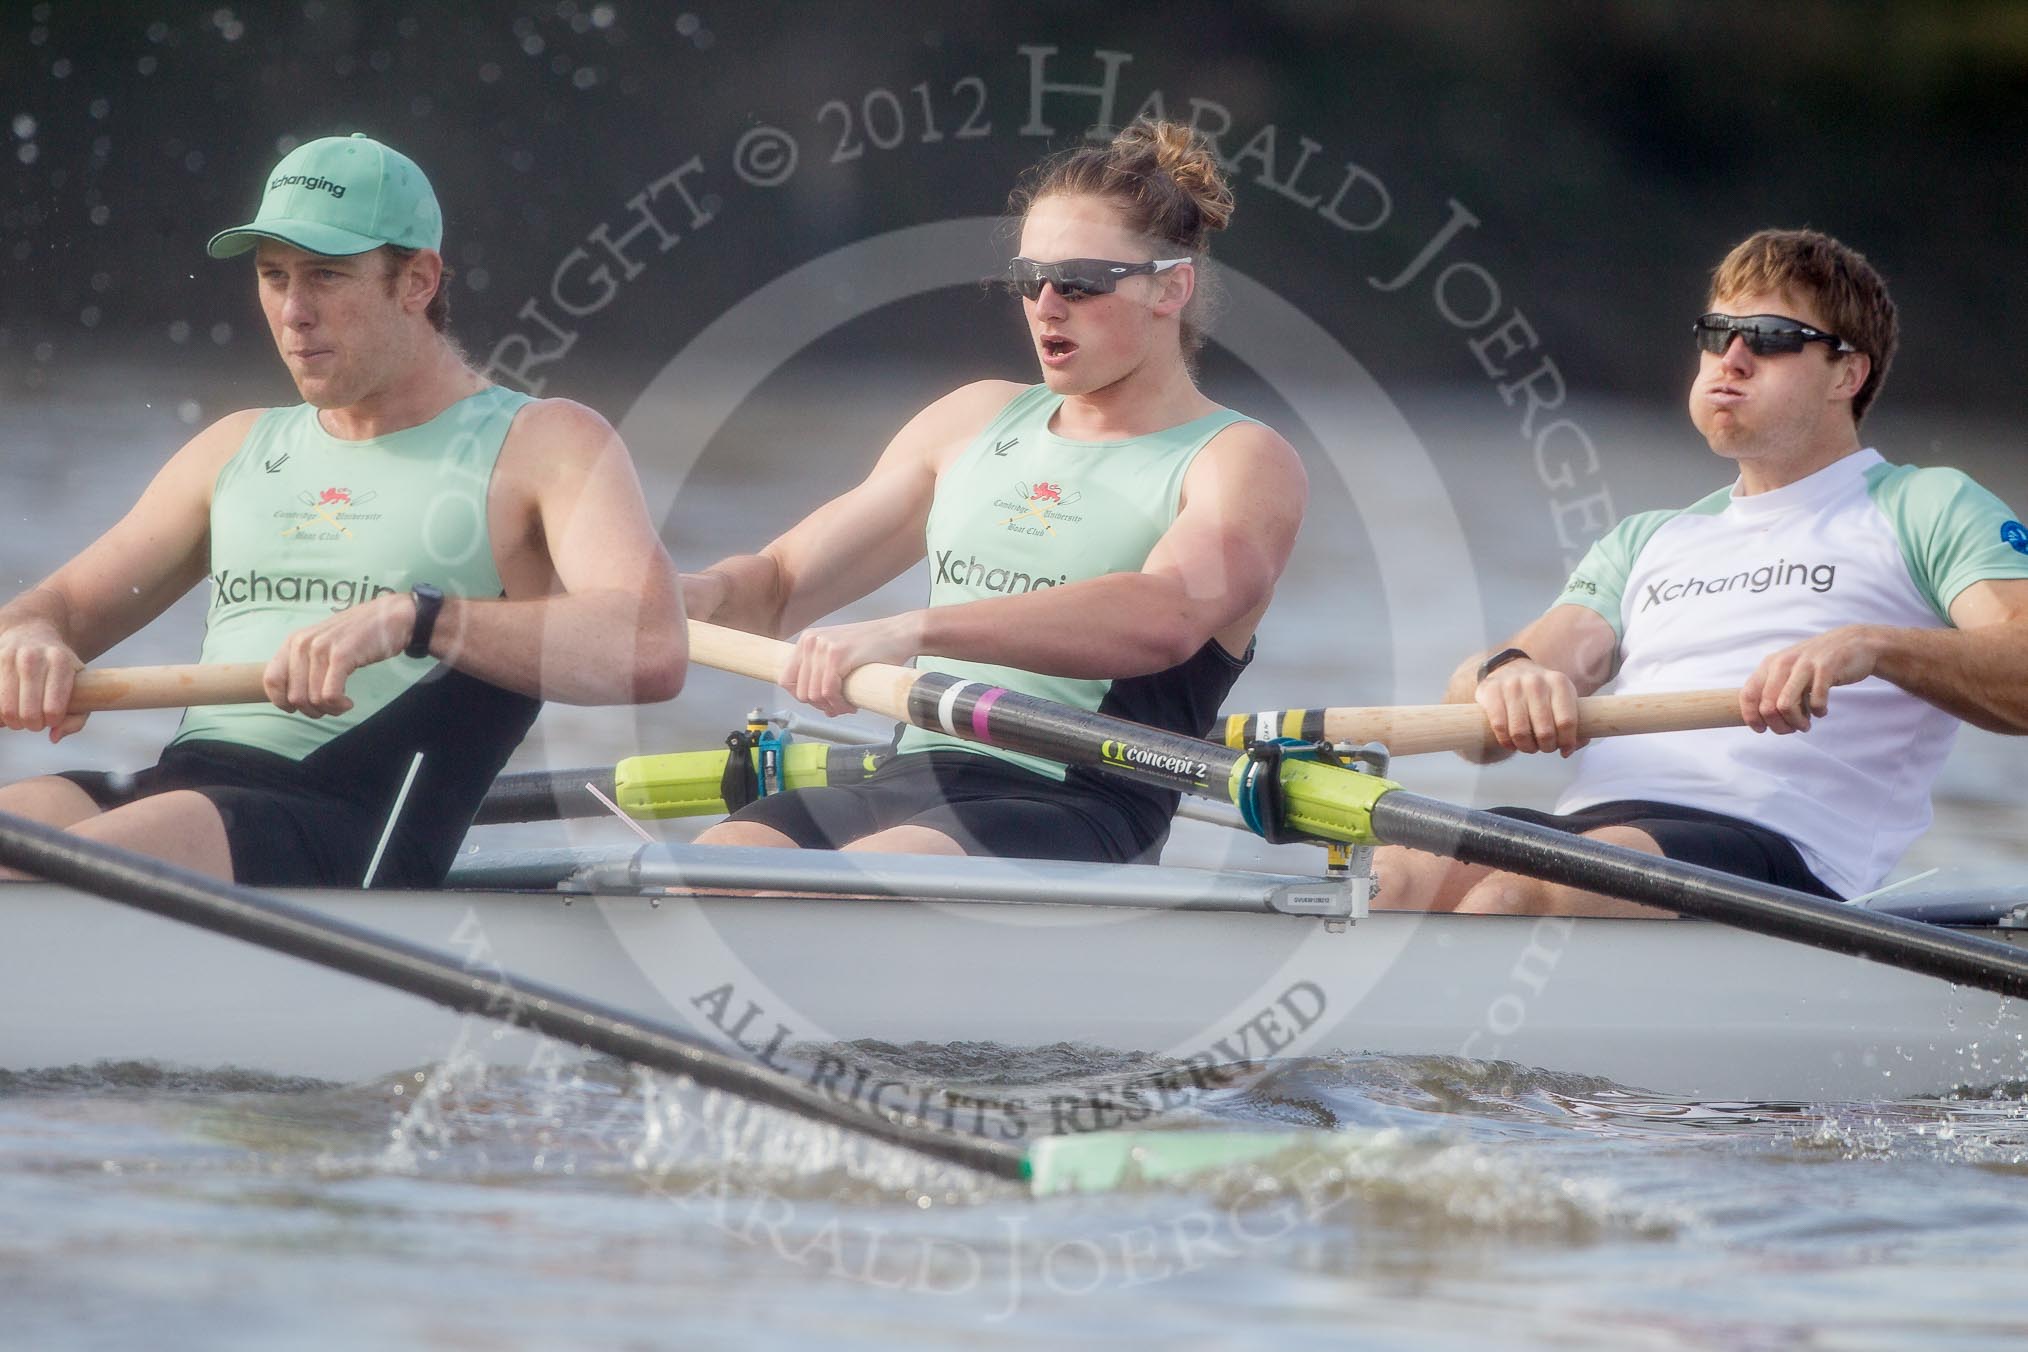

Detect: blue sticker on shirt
2003,520,2028,555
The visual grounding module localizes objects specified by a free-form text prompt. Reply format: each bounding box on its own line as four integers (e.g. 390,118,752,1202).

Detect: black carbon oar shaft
693,621,2028,1003
0,810,1026,1180
474,768,615,823
1370,792,2028,999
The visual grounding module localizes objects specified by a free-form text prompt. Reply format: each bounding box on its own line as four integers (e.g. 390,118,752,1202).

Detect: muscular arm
267,399,686,712
785,419,1309,714
682,380,1021,636
1449,604,1620,763
0,411,253,738
1741,577,2028,735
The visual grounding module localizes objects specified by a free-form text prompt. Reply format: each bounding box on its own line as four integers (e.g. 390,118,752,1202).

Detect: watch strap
1475,647,1531,683
405,584,444,660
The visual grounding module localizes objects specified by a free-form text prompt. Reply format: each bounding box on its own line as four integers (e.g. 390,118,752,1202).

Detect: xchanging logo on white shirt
1638,559,1837,611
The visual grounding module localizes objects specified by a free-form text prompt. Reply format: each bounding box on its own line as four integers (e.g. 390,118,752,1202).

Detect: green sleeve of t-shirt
1865,463,2028,622
1552,505,1700,639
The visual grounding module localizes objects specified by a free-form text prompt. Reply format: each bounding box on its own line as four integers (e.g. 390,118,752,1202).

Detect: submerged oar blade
1023,1129,1324,1195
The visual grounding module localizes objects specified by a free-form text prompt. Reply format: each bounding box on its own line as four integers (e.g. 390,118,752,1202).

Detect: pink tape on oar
970,687,1005,743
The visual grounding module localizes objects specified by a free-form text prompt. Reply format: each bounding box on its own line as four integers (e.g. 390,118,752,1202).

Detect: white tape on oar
935,680,986,738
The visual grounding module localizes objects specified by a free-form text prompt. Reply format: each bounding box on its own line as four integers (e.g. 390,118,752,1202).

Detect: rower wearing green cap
207,133,444,259
0,133,687,888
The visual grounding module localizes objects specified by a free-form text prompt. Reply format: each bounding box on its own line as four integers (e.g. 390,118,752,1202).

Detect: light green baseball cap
207,132,442,258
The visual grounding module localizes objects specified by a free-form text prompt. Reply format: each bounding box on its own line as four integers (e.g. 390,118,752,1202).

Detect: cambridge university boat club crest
278,487,381,541
995,480,1083,536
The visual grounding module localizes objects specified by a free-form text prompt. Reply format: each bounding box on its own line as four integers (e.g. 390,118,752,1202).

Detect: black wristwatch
405,583,444,659
1475,647,1531,683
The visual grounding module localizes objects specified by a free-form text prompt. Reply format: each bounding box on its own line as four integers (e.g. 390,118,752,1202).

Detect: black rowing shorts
58,739,455,889
1489,798,1843,900
726,749,1167,864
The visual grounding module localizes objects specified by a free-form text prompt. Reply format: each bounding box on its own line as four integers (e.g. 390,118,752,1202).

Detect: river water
3,362,2027,1346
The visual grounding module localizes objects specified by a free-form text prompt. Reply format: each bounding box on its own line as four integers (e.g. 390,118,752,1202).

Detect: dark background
4,0,2025,420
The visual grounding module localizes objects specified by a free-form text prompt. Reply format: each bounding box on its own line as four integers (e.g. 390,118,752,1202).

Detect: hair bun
1115,120,1235,236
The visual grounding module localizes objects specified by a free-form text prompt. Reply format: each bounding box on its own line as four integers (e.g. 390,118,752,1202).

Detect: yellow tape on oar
1221,709,1326,748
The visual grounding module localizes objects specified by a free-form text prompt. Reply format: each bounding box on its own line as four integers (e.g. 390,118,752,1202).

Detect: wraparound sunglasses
1004,256,1191,301
1694,312,1857,357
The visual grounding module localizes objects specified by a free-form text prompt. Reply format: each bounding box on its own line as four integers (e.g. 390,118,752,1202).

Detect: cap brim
206,219,390,259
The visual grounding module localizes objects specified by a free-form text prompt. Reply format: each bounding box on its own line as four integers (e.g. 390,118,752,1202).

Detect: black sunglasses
1694,312,1857,358
1004,256,1190,301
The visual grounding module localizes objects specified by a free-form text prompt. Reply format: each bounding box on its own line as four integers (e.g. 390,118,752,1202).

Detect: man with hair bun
1379,228,2028,915
0,133,686,887
686,120,1307,863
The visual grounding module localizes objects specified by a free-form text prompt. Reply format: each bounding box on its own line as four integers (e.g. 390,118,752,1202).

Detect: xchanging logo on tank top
209,567,397,611
932,549,1067,595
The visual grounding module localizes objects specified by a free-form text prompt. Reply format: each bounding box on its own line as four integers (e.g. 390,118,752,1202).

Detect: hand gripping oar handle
686,622,1747,760
687,620,2028,1004
67,663,267,712
1221,688,1745,756
686,622,919,719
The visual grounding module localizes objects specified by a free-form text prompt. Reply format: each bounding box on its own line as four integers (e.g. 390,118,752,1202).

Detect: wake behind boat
6,842,2023,1101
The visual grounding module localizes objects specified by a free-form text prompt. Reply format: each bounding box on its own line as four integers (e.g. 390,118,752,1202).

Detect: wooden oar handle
689,622,1746,759
68,663,268,713
1305,688,1743,757
687,621,917,722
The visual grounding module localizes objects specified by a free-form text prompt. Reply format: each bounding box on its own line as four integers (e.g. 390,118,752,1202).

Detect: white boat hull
6,879,2023,1101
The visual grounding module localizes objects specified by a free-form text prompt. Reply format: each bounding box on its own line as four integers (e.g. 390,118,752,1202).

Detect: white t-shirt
1552,448,2028,897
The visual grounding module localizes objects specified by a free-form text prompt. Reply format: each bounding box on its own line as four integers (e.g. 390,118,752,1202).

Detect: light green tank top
174,385,531,760
896,383,1249,778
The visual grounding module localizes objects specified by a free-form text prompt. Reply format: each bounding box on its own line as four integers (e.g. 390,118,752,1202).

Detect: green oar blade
1023,1129,1326,1196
